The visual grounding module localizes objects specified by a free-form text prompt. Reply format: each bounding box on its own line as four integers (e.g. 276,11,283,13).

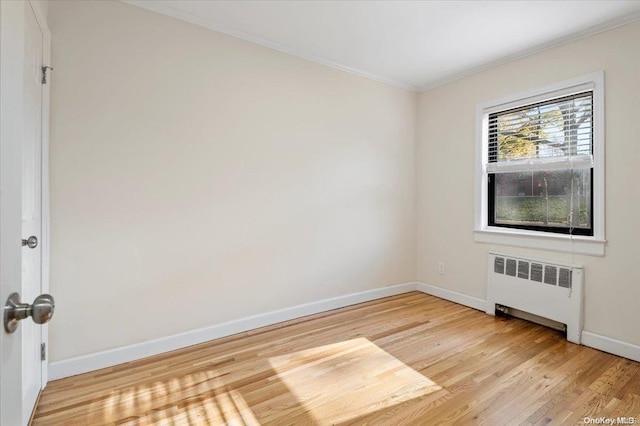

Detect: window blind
486,92,593,174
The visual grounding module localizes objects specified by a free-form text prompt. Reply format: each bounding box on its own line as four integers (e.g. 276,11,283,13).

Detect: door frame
29,0,52,388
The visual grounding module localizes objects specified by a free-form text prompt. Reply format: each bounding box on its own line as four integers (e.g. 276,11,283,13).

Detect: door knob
4,293,55,334
22,236,38,249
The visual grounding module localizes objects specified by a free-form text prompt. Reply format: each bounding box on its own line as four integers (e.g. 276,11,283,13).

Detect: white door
1,1,51,425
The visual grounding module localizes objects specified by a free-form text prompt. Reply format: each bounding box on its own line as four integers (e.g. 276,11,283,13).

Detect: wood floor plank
33,292,640,425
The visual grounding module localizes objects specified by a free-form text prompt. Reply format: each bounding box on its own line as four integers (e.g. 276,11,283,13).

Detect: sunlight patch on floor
96,370,260,425
83,338,439,425
266,337,442,425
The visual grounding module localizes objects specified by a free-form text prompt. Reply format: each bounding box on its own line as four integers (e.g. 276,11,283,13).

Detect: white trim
416,282,640,363
120,0,418,93
481,81,596,115
49,282,418,380
415,282,487,312
27,0,51,390
474,229,606,256
592,71,606,247
581,331,640,362
123,1,639,94
474,71,606,256
419,12,640,92
47,281,640,380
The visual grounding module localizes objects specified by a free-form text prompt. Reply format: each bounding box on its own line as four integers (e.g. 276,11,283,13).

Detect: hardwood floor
33,292,640,425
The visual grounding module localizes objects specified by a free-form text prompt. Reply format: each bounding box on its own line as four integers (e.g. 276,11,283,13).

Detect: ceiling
125,1,640,92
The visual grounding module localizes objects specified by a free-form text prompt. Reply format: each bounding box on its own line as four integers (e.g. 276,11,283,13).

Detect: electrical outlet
438,262,446,275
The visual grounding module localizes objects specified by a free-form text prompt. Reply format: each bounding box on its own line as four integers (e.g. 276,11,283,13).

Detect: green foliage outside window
495,196,589,228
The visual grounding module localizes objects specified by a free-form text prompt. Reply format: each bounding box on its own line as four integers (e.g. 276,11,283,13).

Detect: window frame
474,72,606,256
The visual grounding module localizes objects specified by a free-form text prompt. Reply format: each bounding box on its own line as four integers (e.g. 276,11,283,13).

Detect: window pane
488,92,593,163
493,169,591,230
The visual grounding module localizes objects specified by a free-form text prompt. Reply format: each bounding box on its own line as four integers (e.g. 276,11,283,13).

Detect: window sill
474,227,606,256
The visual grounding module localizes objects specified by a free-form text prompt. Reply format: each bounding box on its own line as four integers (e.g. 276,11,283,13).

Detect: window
474,72,605,255
488,92,593,235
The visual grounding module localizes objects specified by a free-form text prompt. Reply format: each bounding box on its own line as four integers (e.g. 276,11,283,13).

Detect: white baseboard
49,282,418,380
415,282,640,362
581,331,640,362
49,281,640,381
415,282,488,312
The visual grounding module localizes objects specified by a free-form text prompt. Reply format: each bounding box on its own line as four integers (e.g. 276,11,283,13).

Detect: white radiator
486,252,584,344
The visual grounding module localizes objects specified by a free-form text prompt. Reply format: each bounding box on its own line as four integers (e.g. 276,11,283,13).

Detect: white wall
48,1,417,361
417,21,640,347
48,0,639,366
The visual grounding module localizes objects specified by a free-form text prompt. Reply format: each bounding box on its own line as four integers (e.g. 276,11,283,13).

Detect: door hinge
41,342,46,361
42,66,53,84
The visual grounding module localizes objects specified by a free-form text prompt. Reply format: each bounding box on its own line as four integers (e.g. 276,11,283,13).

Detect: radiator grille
494,256,572,288
558,268,572,288
505,258,517,277
531,263,543,282
517,261,529,279
544,266,558,285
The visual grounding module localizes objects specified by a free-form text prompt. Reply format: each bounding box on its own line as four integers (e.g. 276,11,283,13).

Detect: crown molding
418,11,640,92
121,1,640,94
121,0,419,92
